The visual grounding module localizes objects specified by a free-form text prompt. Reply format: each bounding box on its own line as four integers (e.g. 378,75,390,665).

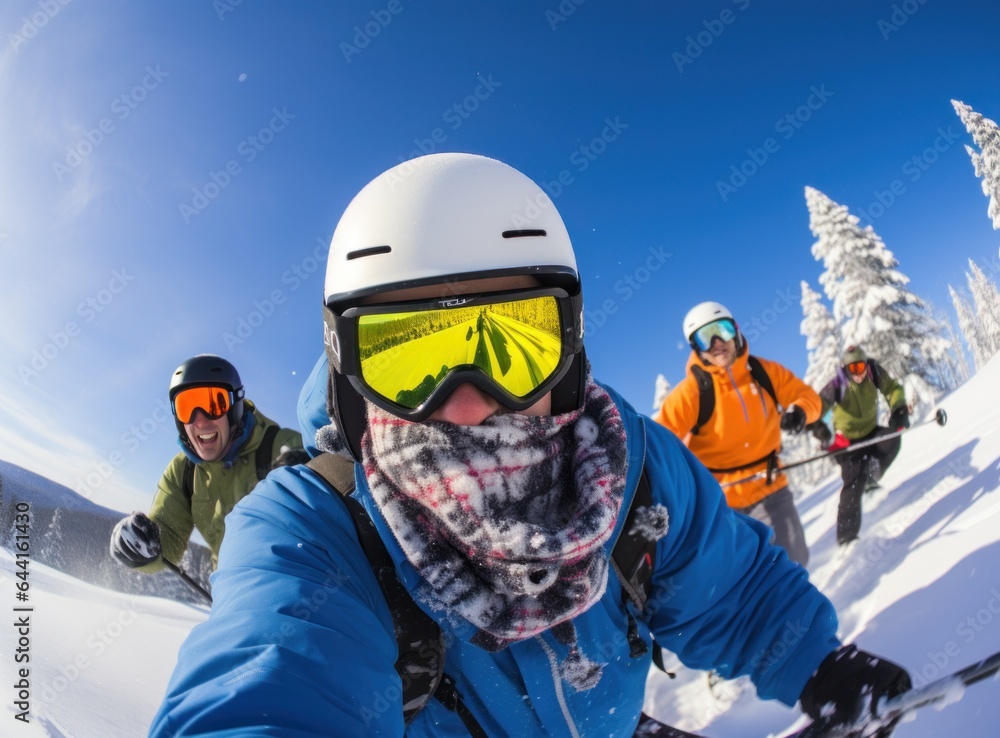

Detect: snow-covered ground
646,354,1000,736
3,357,1000,736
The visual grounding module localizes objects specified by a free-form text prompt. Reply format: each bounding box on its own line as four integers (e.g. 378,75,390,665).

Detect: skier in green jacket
110,354,306,573
813,346,909,545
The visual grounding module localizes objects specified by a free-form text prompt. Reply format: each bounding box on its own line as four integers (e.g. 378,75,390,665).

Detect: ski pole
785,646,1000,738
162,558,213,604
721,408,948,489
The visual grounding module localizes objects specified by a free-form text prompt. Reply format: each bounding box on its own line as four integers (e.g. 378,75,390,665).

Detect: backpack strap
434,675,490,738
610,467,670,666
867,358,882,389
255,424,280,481
181,457,195,504
306,454,456,728
690,365,714,436
747,356,781,413
611,468,655,612
691,357,780,436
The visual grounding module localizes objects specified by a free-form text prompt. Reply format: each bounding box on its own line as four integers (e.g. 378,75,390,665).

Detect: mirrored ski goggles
171,385,238,424
326,287,583,419
845,361,867,375
691,318,738,351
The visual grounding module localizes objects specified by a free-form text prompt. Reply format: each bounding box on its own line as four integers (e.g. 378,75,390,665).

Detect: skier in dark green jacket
814,346,909,545
110,355,306,573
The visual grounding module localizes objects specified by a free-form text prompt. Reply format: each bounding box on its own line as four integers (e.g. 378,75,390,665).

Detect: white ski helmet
323,153,587,459
683,301,742,351
324,153,579,306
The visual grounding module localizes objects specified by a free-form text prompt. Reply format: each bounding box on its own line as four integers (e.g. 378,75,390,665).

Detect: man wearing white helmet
656,302,820,567
152,154,910,738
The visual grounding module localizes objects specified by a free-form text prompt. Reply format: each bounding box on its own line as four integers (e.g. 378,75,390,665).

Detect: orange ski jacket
655,347,822,509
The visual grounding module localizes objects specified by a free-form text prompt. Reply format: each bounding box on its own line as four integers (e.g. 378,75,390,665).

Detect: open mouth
196,432,219,445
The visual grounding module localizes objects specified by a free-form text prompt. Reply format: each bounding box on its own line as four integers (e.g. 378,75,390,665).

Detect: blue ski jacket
150,375,840,737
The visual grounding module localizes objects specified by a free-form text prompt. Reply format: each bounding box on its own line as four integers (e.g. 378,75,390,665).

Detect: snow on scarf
361,377,628,689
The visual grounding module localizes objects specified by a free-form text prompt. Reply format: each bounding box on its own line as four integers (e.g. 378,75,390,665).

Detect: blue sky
1,1,998,510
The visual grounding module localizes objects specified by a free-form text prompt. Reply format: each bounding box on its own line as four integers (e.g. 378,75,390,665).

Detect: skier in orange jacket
655,301,821,566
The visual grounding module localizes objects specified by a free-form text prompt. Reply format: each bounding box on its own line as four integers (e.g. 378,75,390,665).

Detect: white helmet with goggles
324,153,587,460
683,301,743,353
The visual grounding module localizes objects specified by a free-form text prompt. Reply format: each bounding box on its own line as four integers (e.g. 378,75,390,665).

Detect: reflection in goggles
357,295,563,409
692,318,737,351
845,361,867,375
173,386,233,424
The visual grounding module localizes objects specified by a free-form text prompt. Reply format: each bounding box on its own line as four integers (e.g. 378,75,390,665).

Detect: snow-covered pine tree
805,186,952,391
966,259,1000,361
652,373,671,412
952,100,1000,229
935,307,971,386
799,280,842,390
949,284,988,370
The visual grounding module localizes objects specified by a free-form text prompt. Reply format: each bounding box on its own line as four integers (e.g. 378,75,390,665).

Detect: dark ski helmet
168,354,246,448
322,152,586,461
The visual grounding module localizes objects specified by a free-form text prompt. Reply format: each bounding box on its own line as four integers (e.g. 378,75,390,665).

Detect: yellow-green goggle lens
357,295,563,409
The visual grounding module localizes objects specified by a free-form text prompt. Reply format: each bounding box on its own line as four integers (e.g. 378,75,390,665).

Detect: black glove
110,511,162,568
888,406,910,430
780,405,807,434
809,421,833,450
800,644,912,738
271,446,311,469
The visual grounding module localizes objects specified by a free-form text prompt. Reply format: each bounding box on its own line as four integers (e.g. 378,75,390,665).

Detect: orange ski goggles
845,361,867,375
325,287,583,421
171,385,239,424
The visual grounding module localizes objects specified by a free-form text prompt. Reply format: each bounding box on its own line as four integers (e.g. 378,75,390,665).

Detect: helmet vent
346,245,392,261
502,229,546,239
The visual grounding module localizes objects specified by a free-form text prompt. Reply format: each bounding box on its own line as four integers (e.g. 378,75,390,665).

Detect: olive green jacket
140,402,303,572
818,360,906,440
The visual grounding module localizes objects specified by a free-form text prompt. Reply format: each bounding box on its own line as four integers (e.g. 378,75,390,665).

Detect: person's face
184,411,233,461
699,337,738,369
363,275,552,426
845,360,867,384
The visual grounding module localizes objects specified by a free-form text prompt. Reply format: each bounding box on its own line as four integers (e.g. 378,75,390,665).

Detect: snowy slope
3,357,1000,736
645,353,1000,736
0,545,206,736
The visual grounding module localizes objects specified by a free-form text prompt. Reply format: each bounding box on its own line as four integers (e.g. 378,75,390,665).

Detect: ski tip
935,408,948,426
